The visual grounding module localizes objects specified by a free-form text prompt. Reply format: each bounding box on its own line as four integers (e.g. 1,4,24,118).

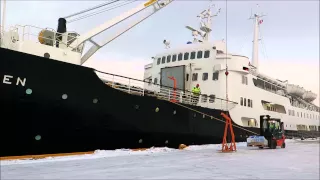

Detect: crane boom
80,0,173,65
69,0,171,50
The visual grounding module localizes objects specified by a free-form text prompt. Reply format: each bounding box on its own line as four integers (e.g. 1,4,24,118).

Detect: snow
1,139,319,179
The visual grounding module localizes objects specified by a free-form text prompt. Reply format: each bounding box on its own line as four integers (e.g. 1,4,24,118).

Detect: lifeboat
286,84,305,97
302,91,317,102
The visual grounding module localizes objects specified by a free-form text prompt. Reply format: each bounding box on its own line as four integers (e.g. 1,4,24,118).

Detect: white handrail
95,70,237,111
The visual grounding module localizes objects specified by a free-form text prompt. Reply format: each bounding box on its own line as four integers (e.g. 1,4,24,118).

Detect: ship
0,0,319,157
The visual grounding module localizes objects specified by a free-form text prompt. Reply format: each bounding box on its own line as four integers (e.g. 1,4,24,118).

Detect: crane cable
259,26,269,60
64,0,120,19
68,0,138,23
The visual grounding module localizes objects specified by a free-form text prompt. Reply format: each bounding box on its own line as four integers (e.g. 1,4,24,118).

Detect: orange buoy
179,144,187,149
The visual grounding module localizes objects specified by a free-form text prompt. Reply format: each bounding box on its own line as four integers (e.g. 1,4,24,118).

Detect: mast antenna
185,1,220,43
248,4,266,73
197,2,221,41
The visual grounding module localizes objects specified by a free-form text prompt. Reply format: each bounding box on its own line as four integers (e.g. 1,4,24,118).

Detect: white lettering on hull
2,75,26,87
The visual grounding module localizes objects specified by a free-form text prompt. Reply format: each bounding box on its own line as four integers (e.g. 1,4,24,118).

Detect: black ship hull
0,47,315,157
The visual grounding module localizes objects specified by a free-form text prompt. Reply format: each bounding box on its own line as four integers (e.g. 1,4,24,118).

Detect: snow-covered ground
1,139,319,179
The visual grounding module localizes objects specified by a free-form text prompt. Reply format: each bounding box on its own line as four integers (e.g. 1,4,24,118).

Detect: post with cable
168,76,177,103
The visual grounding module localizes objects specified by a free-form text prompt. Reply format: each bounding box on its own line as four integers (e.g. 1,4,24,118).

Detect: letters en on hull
2,75,26,87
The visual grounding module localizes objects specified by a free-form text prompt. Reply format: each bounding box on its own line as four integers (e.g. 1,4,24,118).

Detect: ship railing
285,130,320,139
253,73,320,113
95,70,238,111
8,25,84,53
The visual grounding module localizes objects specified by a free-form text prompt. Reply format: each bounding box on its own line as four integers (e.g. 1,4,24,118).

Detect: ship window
204,50,210,58
157,58,161,65
186,74,189,81
202,73,208,81
178,53,183,61
167,55,171,63
172,54,177,62
161,56,166,64
248,99,251,107
242,75,248,85
209,94,215,103
184,52,189,60
154,78,158,84
240,97,243,106
190,52,196,59
192,73,198,81
197,51,203,59
212,72,219,80
244,98,247,106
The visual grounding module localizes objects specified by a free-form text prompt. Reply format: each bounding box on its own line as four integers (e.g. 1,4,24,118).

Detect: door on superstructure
160,65,186,92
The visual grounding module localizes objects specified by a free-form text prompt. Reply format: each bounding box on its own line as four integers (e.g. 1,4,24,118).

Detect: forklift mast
260,115,270,136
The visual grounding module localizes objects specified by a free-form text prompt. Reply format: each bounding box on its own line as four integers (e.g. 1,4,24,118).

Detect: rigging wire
225,0,229,112
68,0,138,23
64,0,120,19
169,101,259,135
258,26,269,60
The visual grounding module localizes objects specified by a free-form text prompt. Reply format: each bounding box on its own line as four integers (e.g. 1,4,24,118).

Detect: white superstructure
143,3,320,132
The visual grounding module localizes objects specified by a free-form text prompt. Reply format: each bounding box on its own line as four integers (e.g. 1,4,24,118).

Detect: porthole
44,53,50,58
139,139,143,143
26,88,32,95
135,105,139,109
155,107,159,112
173,110,176,115
35,135,41,141
165,140,168,144
93,98,98,103
62,94,68,99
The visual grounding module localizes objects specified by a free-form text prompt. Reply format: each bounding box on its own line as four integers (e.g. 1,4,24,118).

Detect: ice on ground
1,139,319,179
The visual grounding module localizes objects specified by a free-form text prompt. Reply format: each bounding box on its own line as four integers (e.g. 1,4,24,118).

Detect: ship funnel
56,18,67,48
57,18,67,34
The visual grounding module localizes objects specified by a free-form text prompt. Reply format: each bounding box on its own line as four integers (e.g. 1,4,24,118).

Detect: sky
1,0,319,105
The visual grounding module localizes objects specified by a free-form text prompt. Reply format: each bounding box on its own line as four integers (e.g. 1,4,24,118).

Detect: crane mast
61,0,173,65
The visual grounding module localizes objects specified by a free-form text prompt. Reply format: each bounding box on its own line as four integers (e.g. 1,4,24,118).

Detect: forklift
247,115,286,149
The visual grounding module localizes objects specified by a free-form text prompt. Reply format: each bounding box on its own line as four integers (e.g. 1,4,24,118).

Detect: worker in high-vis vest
269,122,275,132
192,84,201,104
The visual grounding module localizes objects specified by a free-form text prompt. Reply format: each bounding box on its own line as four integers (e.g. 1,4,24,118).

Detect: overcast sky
1,0,319,105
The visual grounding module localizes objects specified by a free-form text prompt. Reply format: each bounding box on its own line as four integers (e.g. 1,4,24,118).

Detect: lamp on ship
163,39,170,49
